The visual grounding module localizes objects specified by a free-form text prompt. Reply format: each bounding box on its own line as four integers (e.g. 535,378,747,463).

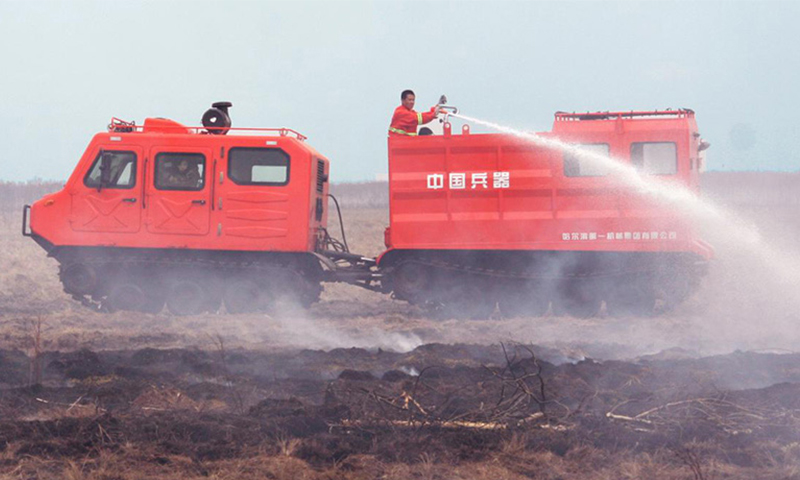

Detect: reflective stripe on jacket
389,126,416,136
389,105,436,137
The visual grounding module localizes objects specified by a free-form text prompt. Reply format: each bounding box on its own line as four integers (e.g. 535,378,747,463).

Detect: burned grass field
2,344,800,479
2,180,800,478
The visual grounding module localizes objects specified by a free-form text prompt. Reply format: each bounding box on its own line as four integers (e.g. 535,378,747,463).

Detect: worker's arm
418,107,439,125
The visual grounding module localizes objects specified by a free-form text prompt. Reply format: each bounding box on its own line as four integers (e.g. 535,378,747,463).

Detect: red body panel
30,122,329,254
381,110,711,263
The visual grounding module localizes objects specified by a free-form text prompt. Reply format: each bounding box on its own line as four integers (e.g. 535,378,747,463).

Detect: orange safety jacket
388,105,437,136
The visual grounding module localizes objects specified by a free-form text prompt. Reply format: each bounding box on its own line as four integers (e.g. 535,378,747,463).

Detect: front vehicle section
24,104,332,315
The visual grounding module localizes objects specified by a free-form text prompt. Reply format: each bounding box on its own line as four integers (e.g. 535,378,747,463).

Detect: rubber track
59,253,322,313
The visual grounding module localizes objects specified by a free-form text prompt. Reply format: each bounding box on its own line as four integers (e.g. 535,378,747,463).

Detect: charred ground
1,343,799,479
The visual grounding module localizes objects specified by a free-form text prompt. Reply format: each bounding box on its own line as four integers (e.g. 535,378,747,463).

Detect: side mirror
99,151,113,190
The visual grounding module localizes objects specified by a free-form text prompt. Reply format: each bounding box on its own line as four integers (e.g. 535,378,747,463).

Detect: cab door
216,146,294,245
70,146,143,233
145,147,211,236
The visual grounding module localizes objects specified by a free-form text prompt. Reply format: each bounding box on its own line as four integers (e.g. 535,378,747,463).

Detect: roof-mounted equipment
202,101,233,135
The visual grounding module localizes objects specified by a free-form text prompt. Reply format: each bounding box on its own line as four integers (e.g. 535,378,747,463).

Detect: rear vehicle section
379,110,712,317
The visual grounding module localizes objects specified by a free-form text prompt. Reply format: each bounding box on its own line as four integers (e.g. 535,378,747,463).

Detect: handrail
108,118,307,141
554,109,694,121
22,205,31,237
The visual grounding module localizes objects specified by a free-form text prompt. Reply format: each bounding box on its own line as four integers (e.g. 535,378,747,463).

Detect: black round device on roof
202,101,233,135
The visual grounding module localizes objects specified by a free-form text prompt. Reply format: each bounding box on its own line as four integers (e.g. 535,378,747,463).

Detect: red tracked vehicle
23,103,712,317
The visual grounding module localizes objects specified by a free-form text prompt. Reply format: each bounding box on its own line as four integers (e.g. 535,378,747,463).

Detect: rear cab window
631,142,677,175
154,153,206,191
84,151,137,189
229,148,290,186
563,143,611,177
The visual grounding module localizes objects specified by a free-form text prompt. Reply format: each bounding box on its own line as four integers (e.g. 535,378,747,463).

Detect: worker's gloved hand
434,105,442,116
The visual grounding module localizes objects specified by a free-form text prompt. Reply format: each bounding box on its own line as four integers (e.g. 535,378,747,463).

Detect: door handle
122,198,137,203
192,199,206,205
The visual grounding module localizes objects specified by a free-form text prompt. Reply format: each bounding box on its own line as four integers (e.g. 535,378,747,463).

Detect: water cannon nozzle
439,105,459,122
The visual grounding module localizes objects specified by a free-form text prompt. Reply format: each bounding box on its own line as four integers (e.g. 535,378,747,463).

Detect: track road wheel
224,277,270,314
138,280,166,314
390,262,431,303
499,283,550,318
137,295,165,314
552,280,602,318
436,281,496,320
267,268,314,315
166,280,208,316
656,268,694,311
60,263,98,295
606,292,656,317
105,282,146,312
606,277,656,317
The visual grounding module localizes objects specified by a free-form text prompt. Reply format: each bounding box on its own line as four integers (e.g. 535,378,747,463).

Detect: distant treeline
0,180,65,213
1,172,799,212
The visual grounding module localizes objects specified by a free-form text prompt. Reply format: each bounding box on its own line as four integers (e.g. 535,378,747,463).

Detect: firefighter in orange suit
389,90,440,137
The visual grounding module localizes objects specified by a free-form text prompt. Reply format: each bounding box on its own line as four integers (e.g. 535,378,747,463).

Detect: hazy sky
0,0,798,182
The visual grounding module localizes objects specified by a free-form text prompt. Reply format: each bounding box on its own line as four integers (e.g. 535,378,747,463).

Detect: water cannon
435,94,458,121
202,101,233,135
418,95,459,135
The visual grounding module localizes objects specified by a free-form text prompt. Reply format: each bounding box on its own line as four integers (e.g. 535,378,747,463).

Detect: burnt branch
482,343,549,424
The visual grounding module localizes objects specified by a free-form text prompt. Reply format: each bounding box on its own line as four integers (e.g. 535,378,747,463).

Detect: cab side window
84,151,137,189
229,148,290,186
563,143,610,177
155,153,206,191
631,142,677,175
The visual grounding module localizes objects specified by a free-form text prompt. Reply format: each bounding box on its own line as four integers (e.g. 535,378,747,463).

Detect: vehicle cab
27,105,330,256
